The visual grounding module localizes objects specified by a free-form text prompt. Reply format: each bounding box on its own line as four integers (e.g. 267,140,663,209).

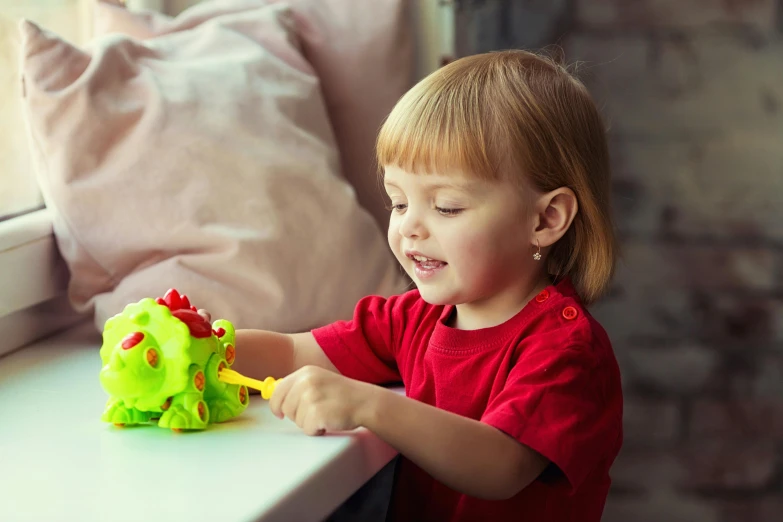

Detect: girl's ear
532,187,578,248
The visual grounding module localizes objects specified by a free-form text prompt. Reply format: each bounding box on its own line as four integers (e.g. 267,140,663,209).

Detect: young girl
234,50,623,522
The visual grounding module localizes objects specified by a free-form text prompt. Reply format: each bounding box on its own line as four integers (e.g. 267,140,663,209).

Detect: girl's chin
414,286,458,306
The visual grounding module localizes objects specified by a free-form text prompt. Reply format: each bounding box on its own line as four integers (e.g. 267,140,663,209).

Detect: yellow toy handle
251,376,278,400
218,368,278,400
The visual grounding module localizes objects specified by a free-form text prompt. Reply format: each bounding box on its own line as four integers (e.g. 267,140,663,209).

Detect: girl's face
384,165,542,325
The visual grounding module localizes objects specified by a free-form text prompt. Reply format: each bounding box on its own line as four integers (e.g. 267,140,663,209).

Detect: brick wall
456,1,783,520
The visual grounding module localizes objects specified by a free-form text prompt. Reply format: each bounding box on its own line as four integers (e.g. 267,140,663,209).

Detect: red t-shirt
312,278,623,522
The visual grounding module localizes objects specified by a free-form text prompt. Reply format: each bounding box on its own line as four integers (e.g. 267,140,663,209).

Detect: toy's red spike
155,297,167,307
181,294,191,310
164,289,182,310
171,309,212,338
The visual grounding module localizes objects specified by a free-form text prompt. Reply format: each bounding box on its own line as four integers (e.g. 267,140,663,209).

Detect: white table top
0,322,397,522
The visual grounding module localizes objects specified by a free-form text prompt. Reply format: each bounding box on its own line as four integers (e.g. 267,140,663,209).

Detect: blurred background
454,1,783,520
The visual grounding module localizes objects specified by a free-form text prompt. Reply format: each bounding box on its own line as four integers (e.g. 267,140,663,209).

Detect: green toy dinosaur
99,289,248,431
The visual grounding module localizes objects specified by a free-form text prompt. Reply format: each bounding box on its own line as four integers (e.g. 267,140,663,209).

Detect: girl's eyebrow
383,179,478,193
424,182,474,192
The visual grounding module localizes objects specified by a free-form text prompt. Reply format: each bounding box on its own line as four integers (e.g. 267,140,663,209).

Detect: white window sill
0,208,66,316
0,322,400,521
0,207,53,251
0,209,85,357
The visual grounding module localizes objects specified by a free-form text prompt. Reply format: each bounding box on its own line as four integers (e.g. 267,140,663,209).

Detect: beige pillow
20,2,405,333
94,0,414,230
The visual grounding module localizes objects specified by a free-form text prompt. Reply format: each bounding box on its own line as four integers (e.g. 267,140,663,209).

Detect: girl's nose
398,208,427,239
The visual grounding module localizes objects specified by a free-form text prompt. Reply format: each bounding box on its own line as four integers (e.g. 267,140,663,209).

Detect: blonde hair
376,49,617,305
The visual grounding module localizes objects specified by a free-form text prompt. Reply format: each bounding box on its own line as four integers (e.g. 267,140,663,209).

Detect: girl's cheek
446,232,485,265
387,218,400,243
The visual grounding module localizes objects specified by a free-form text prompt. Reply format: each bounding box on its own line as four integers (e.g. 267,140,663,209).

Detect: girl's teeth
411,254,446,267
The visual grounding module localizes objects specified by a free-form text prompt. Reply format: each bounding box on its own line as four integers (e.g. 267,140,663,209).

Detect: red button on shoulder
535,289,550,303
562,306,578,320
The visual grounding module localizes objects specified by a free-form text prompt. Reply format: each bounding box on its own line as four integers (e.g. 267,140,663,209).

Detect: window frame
0,209,84,357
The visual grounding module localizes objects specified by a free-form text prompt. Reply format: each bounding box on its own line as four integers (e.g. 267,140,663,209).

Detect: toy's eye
145,348,159,368
122,332,144,349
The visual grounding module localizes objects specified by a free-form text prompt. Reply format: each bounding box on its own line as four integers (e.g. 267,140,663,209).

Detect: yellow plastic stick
218,368,278,400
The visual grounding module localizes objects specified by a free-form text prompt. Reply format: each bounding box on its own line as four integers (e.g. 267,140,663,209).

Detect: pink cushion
20,1,405,332
94,0,414,230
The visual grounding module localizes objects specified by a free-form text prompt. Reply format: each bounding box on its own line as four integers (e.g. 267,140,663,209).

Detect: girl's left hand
268,365,376,436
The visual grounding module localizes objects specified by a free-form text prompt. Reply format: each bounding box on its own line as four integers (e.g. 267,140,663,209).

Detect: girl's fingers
301,409,326,437
294,395,309,429
280,379,301,423
269,374,294,418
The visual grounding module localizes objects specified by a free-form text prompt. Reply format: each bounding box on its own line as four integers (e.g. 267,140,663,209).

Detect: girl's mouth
407,253,447,280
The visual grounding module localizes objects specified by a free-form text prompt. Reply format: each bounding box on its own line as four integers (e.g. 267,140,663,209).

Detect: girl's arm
270,365,549,501
362,386,550,500
240,327,548,499
232,330,338,381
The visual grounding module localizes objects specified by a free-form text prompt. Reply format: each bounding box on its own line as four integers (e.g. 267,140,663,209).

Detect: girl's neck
448,273,551,331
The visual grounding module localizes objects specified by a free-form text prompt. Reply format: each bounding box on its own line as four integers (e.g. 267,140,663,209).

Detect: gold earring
533,240,541,261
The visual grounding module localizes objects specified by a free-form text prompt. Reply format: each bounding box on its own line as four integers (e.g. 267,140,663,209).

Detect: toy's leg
158,365,209,431
157,393,209,431
209,383,250,423
204,354,249,423
102,398,155,427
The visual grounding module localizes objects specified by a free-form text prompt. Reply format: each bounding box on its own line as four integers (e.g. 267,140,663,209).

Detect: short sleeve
481,346,622,492
311,293,405,384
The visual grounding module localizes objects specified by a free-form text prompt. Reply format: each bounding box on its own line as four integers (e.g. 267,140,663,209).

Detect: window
0,1,93,356
0,0,93,221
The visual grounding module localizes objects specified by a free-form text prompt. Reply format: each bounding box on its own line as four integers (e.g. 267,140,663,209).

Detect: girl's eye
390,203,407,213
436,207,463,216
